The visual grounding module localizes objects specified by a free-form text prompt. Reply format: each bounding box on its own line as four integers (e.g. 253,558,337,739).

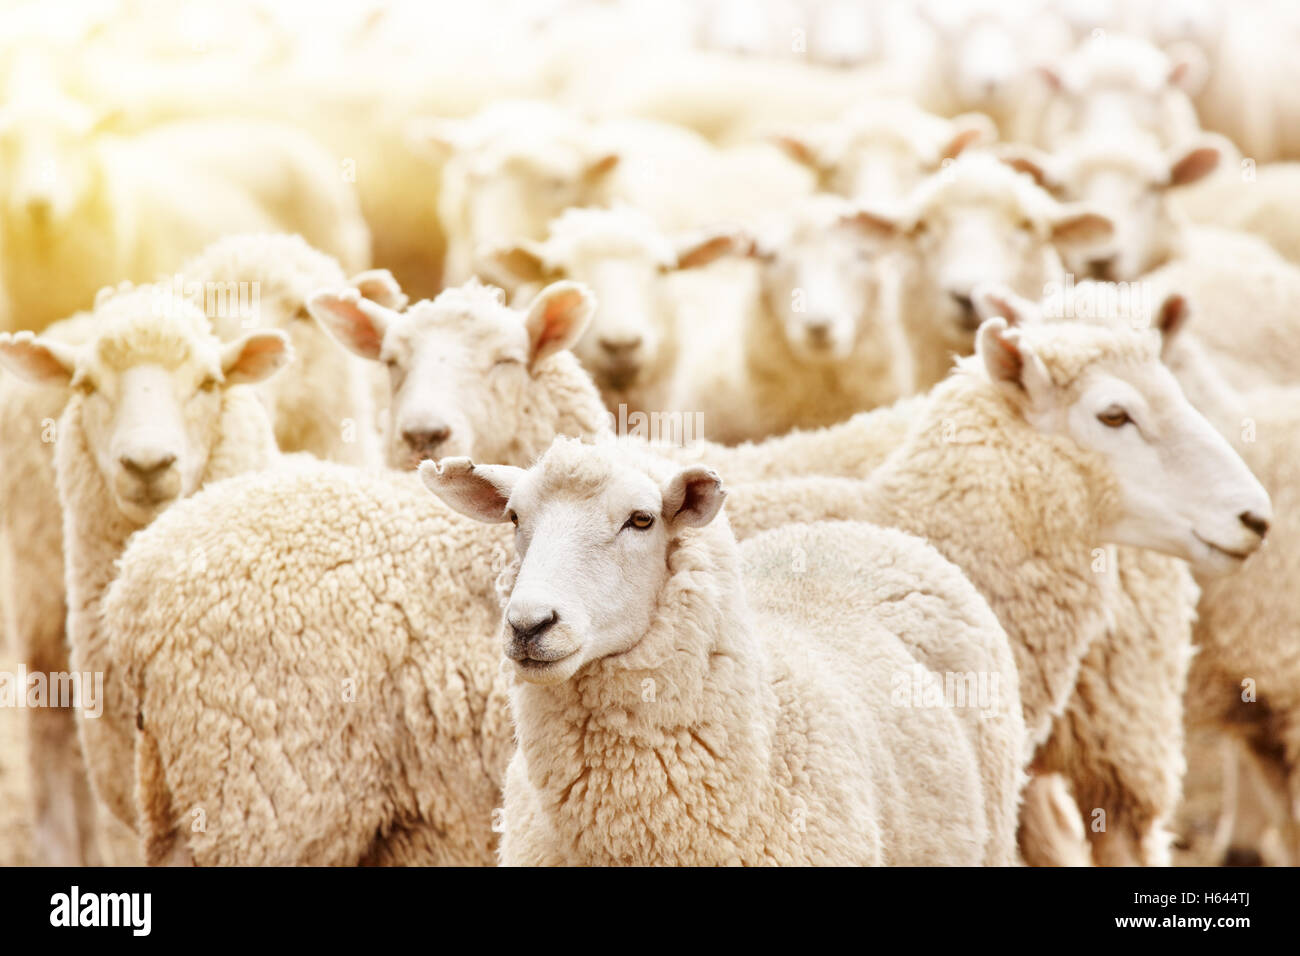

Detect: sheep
98,282,610,864
0,55,370,332
424,438,1025,865
769,99,996,202
0,235,404,865
475,206,743,415
658,194,917,443
1174,161,1300,267
847,152,1116,389
1156,309,1300,865
420,100,814,285
307,278,610,470
0,286,292,849
998,131,1227,279
1029,32,1203,149
175,234,399,468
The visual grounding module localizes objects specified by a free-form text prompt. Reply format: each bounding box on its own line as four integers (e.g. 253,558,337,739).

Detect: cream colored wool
1016,773,1092,867
453,440,1023,865
178,234,390,467
111,465,515,865
1175,164,1300,266
0,115,369,333
667,195,916,443
0,289,288,863
102,320,611,864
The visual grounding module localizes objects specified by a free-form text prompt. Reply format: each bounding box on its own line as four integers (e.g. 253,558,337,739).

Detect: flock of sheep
0,0,1298,867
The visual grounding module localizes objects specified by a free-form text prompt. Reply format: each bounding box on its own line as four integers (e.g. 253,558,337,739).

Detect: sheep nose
949,292,979,329
508,608,558,647
119,451,177,480
804,318,832,343
1088,255,1116,281
598,335,642,356
402,425,451,453
1239,511,1270,540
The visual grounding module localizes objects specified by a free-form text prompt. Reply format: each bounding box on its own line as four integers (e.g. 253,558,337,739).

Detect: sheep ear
997,145,1059,191
674,229,754,270
1154,292,1191,357
769,130,824,171
420,457,522,522
221,330,292,385
1166,140,1220,188
476,241,550,291
971,283,1040,328
1166,41,1208,96
524,281,595,370
841,204,906,243
662,465,726,531
583,152,621,183
0,331,79,386
349,269,408,311
407,116,470,157
1048,206,1115,253
941,113,997,161
976,317,1049,399
307,288,397,361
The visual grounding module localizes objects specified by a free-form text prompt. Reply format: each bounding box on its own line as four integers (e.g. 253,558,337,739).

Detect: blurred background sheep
1,0,1298,867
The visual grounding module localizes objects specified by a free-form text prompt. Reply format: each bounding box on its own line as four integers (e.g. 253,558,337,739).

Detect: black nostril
599,337,642,355
119,453,177,477
1240,511,1270,539
511,610,558,643
403,426,451,450
950,292,973,312
1089,256,1116,280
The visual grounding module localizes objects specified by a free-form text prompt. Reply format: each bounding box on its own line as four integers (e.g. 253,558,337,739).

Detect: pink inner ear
530,291,583,360
320,297,383,357
3,341,70,383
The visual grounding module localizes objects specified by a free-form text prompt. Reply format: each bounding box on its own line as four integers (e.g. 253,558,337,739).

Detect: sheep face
478,213,742,397
309,280,594,470
0,102,105,230
972,304,1271,577
0,299,289,526
421,443,724,685
1006,138,1222,280
754,214,890,362
945,18,1024,116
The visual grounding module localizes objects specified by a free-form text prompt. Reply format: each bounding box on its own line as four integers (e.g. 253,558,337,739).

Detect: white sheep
422,101,815,285
1029,32,1203,148
476,205,743,415
307,278,609,470
663,193,917,443
0,235,404,865
0,287,292,851
101,284,608,864
425,438,1025,865
998,130,1226,279
769,99,996,201
0,56,370,332
848,152,1116,389
1174,161,1300,267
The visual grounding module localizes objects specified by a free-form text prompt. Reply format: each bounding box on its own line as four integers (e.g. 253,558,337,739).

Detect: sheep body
1,118,369,333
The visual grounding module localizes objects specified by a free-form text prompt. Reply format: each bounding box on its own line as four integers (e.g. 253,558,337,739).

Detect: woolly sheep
663,194,917,443
0,235,404,865
307,279,609,469
99,283,608,864
848,153,1116,389
1175,162,1300,267
0,56,369,331
999,131,1226,279
770,100,996,201
0,287,292,846
422,101,815,284
1030,32,1203,148
476,206,743,415
425,438,1025,865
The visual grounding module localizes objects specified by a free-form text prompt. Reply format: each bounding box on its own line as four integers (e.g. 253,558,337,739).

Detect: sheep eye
1097,407,1131,428
624,511,654,531
493,356,523,368
199,376,219,392
508,510,518,527
73,377,95,396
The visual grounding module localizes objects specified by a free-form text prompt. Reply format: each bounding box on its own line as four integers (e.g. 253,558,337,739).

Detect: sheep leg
28,703,101,866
